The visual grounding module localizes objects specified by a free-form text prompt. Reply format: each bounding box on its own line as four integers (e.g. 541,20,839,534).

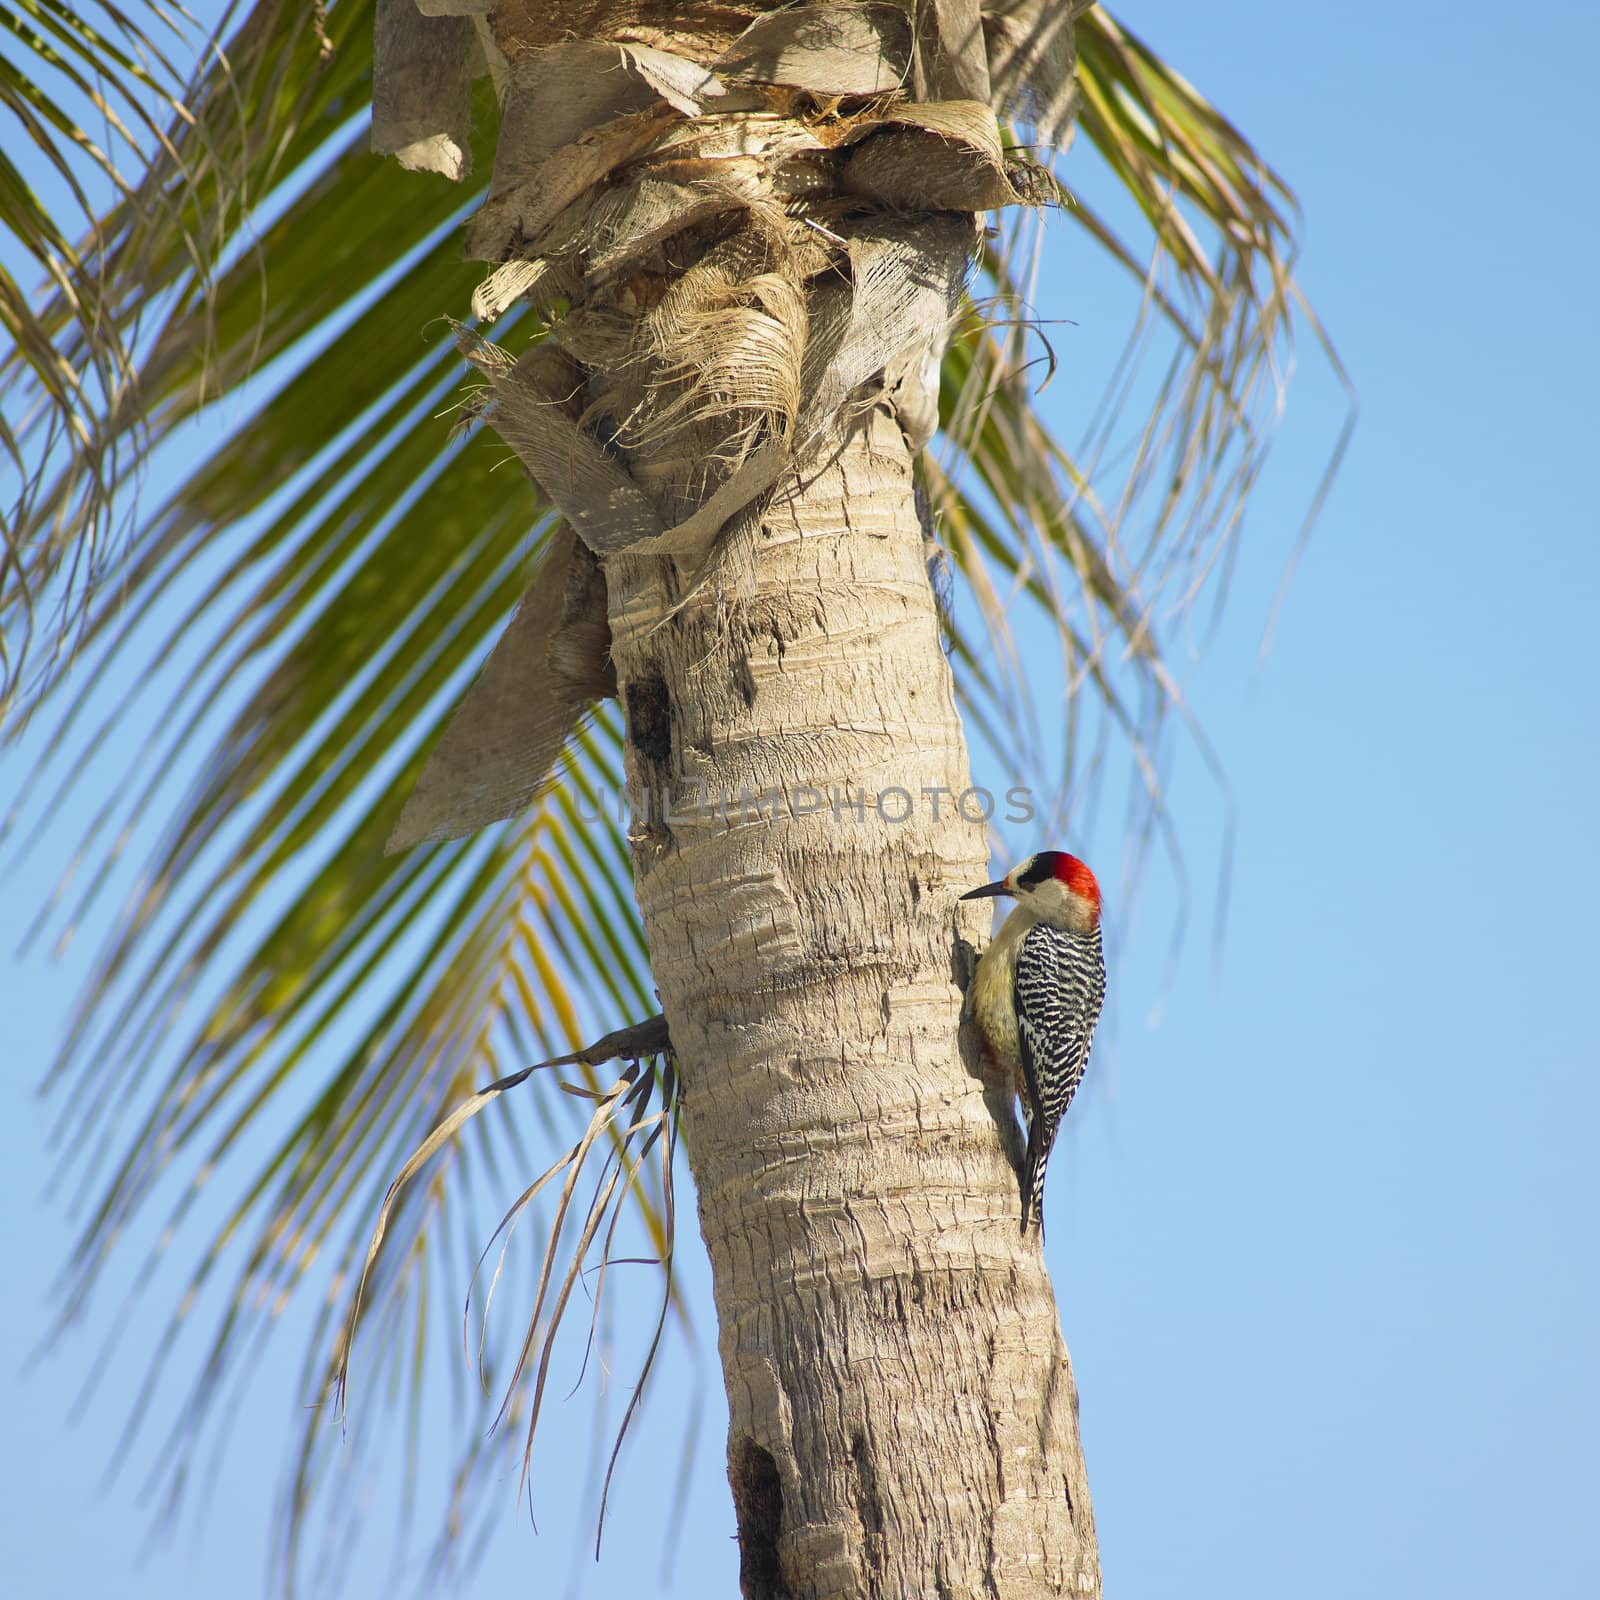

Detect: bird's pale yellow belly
971,912,1030,1072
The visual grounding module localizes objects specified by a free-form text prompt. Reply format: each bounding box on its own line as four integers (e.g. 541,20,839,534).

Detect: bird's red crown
1053,852,1101,911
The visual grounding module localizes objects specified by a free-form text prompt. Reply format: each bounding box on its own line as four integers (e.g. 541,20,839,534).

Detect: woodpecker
962,850,1106,1235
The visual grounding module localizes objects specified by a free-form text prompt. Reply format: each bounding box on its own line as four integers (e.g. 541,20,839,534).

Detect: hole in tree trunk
624,666,673,767
731,1436,790,1600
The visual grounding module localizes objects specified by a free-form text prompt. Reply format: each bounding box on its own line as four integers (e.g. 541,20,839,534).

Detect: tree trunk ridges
604,410,1097,1597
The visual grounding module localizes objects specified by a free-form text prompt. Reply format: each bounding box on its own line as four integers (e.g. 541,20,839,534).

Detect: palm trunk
375,2,1101,1590
606,406,1098,1597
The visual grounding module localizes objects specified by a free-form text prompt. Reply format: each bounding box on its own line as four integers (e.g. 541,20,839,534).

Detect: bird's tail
1020,1126,1047,1239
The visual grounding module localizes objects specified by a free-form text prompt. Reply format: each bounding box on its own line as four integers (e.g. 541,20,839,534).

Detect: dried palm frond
332,1016,682,1557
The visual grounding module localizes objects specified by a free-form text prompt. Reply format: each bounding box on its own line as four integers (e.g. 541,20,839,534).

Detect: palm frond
0,0,207,714
0,0,446,722
933,3,1351,838
9,72,667,1559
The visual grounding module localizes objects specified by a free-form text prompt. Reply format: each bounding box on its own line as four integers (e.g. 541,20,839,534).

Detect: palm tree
2,2,1341,1593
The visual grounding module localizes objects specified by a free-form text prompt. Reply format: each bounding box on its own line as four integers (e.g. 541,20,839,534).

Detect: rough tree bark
375,2,1099,1593
609,407,1099,1598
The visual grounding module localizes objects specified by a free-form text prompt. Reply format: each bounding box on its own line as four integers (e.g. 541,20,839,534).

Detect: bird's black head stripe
1017,852,1060,889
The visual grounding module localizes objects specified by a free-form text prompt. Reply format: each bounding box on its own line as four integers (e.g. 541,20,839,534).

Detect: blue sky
5,2,1599,1597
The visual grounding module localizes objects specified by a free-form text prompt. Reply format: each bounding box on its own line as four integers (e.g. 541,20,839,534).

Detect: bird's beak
960,879,1012,901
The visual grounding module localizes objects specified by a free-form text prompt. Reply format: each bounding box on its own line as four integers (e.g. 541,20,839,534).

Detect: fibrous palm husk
380,0,1063,844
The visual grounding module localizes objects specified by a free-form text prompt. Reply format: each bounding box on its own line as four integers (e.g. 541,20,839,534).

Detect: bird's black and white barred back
1014,920,1106,1234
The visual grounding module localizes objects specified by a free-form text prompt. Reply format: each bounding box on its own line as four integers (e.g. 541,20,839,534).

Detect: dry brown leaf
372,0,476,181
387,523,614,851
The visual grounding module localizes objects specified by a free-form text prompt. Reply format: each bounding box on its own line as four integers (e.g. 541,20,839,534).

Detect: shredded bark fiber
379,0,1065,844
